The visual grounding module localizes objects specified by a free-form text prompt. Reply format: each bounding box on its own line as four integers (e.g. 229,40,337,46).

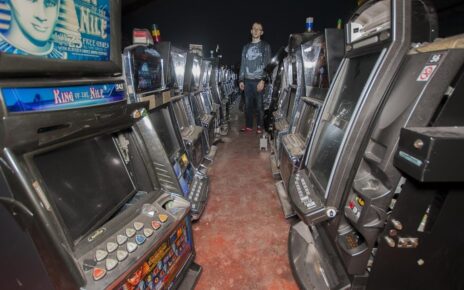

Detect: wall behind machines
120,0,356,66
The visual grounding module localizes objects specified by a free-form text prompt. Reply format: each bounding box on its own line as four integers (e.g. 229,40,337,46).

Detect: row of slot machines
268,0,464,289
0,1,235,289
121,38,236,221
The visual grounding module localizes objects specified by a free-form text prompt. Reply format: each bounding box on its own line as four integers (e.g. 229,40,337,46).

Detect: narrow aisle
193,105,298,290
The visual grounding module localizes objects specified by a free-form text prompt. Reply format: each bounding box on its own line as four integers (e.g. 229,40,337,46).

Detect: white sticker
417,65,437,82
429,54,442,63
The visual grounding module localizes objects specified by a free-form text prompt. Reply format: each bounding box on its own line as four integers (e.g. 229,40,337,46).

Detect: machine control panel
288,171,329,225
79,201,189,289
188,175,208,218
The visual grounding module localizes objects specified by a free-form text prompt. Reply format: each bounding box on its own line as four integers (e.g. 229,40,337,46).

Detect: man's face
250,23,263,39
9,0,59,43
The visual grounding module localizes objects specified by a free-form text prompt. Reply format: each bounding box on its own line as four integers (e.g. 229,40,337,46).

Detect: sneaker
256,127,263,134
240,127,253,133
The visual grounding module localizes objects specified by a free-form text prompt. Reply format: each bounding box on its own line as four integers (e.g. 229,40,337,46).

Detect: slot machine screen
286,89,297,123
172,99,190,130
310,52,381,195
192,57,201,88
171,48,188,90
296,102,319,140
149,108,181,158
131,47,164,94
32,135,136,243
302,35,329,99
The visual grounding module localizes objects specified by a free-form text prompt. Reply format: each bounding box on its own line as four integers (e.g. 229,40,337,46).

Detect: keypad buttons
144,228,154,237
105,258,118,271
117,234,128,245
95,249,108,262
116,250,128,262
152,221,161,230
82,259,96,272
106,242,118,253
126,228,136,238
159,214,168,223
133,222,144,231
127,242,137,253
92,267,106,281
135,234,146,245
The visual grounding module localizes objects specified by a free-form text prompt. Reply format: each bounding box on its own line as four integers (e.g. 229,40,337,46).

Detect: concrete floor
193,108,299,290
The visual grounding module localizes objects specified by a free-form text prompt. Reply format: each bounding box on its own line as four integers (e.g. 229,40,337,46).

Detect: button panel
79,201,176,286
295,173,316,209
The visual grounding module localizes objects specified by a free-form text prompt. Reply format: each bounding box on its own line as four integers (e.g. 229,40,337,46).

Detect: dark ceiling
121,0,464,65
121,0,464,12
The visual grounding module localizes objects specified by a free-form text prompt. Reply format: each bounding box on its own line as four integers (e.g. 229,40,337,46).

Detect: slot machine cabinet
123,45,209,221
272,32,318,157
264,46,288,134
288,0,439,288
0,83,200,289
338,37,464,282
184,53,216,156
276,30,344,218
210,57,230,136
162,44,208,171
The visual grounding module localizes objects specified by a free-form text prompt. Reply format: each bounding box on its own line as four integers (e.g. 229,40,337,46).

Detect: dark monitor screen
133,48,164,94
296,102,319,141
33,135,135,243
149,108,181,158
172,100,189,129
310,52,381,194
286,89,297,123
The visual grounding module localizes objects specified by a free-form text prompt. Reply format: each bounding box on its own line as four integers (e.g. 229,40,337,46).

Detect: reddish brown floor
193,108,299,290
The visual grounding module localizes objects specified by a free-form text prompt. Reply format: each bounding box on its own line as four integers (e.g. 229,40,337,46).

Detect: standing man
239,22,271,134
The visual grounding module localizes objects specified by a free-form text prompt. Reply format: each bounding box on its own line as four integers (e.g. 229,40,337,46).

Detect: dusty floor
193,107,299,290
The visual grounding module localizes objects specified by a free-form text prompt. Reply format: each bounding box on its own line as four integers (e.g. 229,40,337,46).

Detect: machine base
289,222,350,290
276,180,296,218
177,262,202,290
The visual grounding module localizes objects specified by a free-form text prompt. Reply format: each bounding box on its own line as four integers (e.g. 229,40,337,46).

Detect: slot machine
209,57,230,136
123,44,209,221
288,0,439,288
184,53,217,160
264,46,288,133
157,43,208,172
276,30,344,218
0,1,200,289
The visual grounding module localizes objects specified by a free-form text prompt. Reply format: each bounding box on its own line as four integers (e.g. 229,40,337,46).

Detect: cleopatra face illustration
8,0,60,43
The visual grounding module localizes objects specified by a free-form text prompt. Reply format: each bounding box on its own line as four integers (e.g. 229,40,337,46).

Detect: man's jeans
244,79,264,129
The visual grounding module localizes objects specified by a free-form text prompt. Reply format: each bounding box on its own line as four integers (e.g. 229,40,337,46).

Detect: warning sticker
417,65,437,82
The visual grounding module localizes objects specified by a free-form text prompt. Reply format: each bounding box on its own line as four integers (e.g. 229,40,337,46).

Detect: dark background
121,0,464,67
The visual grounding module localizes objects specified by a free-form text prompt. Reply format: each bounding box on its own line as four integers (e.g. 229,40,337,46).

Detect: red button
349,201,355,209
93,267,106,281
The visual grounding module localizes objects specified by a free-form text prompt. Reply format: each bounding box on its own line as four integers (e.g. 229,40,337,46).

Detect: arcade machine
184,53,217,161
156,42,207,171
273,31,328,170
199,57,221,138
123,42,209,221
276,30,344,218
263,46,287,134
287,0,440,288
0,1,200,289
210,57,230,136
